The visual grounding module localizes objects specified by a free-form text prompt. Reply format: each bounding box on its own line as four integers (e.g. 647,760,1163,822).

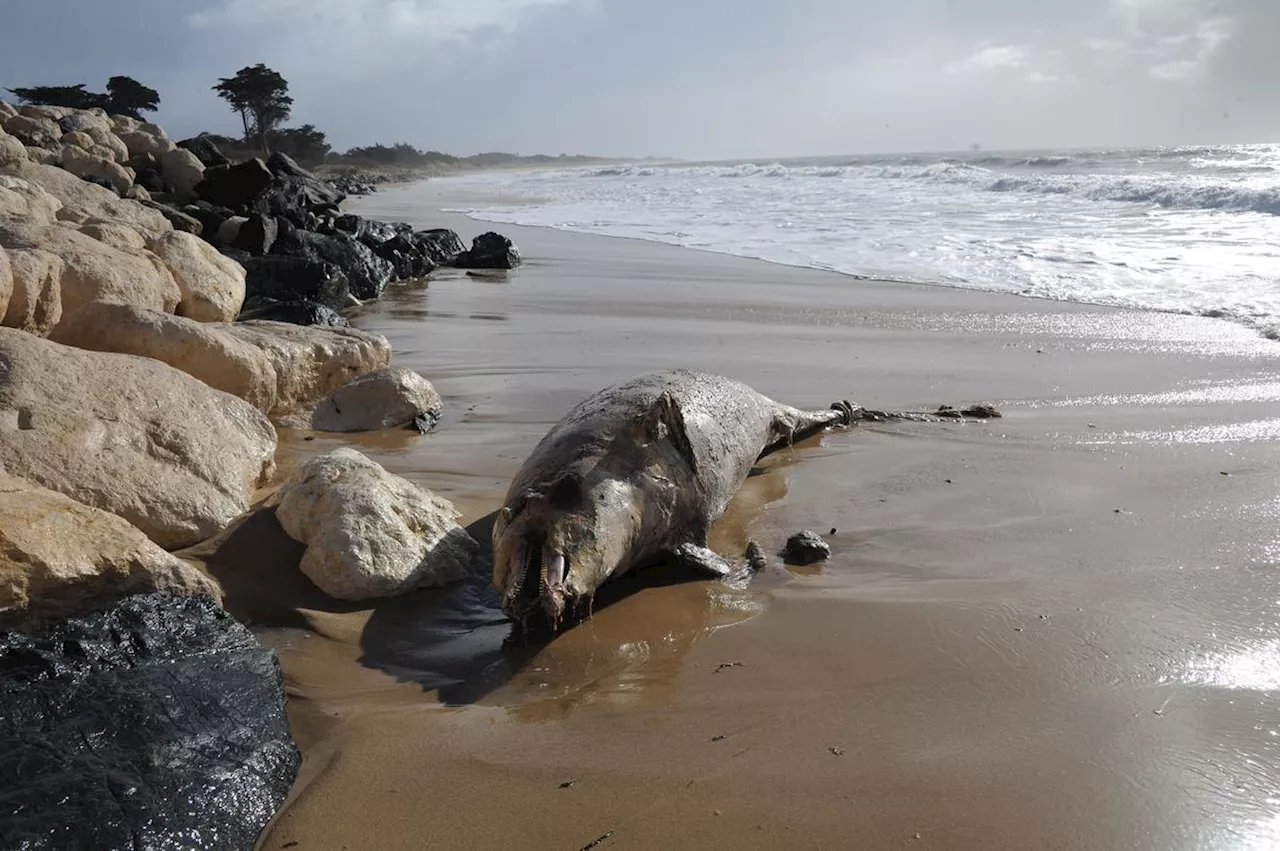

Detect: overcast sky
2,0,1276,159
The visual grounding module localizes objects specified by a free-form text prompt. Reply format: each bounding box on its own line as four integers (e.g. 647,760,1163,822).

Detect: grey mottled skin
492,369,854,629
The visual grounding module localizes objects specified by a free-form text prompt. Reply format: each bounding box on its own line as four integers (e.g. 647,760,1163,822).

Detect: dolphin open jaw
501,540,573,631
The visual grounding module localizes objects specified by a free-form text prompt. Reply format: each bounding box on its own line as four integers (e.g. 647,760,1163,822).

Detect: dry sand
232,180,1280,850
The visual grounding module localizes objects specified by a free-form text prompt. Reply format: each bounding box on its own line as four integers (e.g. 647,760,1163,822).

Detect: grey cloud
0,0,1276,158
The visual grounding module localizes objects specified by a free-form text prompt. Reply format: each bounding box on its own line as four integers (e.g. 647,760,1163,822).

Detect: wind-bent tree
7,83,107,110
212,64,293,154
8,77,161,117
105,76,160,119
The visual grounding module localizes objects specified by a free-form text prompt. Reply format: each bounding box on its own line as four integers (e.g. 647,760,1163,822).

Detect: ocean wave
580,150,1280,215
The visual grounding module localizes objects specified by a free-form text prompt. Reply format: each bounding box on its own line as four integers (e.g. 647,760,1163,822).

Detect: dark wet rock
177,135,231,168
745,541,769,571
328,173,380,196
0,593,299,851
140,200,203,235
410,410,439,434
252,175,345,226
782,530,831,565
265,151,310,178
195,158,274,209
271,229,393,300
237,296,350,328
183,202,234,244
936,404,1003,420
415,228,467,265
453,231,522,270
374,232,437,280
235,253,352,309
230,213,279,257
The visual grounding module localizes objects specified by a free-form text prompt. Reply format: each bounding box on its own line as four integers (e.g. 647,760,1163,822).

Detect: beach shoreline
245,180,1280,850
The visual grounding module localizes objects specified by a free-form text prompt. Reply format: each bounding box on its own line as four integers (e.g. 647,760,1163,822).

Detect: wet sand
243,180,1280,850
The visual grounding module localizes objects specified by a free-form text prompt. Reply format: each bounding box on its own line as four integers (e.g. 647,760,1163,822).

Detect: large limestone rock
0,469,220,631
53,303,278,413
79,220,147,253
0,248,10,323
160,147,204,199
310,366,442,432
0,130,26,167
61,146,133,195
23,146,59,166
0,328,277,549
224,321,391,420
111,114,140,135
81,126,129,164
0,176,61,224
267,449,476,600
0,160,171,238
58,108,114,137
3,114,60,149
0,219,180,319
61,130,94,150
0,102,16,122
119,129,174,160
3,248,62,335
19,105,65,122
147,230,244,322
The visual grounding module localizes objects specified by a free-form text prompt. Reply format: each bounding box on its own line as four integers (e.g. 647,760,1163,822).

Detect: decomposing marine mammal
492,369,856,629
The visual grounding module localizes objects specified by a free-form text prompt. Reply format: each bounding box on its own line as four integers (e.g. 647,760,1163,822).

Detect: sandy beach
241,179,1280,851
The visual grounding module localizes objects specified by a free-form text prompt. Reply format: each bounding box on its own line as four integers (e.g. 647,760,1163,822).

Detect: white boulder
4,114,61,149
3,248,62,335
0,328,277,549
0,175,61,223
0,469,221,630
160,147,205,199
60,146,133,195
0,160,171,238
0,247,10,322
147,229,245,322
0,218,179,319
310,367,442,432
119,129,174,160
267,448,476,601
224,321,391,421
61,130,94,150
53,302,278,413
0,130,26,167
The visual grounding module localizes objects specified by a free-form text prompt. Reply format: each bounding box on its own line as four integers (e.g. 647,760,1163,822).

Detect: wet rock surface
0,593,299,851
453,231,522,270
782,530,832,565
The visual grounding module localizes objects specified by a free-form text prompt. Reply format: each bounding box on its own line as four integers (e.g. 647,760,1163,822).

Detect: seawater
442,145,1280,333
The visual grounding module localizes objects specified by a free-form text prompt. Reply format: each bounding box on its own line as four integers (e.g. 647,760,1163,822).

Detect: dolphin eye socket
546,472,584,510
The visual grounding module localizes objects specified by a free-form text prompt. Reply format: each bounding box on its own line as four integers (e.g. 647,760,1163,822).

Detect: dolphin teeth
546,553,566,589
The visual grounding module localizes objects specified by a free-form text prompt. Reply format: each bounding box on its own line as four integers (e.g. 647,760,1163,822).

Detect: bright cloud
189,0,580,44
949,45,1028,74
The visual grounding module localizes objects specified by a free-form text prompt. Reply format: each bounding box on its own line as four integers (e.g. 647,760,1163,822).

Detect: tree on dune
212,64,293,154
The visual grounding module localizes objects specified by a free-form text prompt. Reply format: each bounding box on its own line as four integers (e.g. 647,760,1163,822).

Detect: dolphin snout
502,544,571,628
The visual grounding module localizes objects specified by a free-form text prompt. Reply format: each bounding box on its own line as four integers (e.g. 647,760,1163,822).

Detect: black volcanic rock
177,135,231,168
271,229,393,300
234,252,352,309
237,296,351,327
374,232,437,280
0,593,299,851
230,213,279,256
415,228,467,265
453,231,522,270
195,158,274,209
